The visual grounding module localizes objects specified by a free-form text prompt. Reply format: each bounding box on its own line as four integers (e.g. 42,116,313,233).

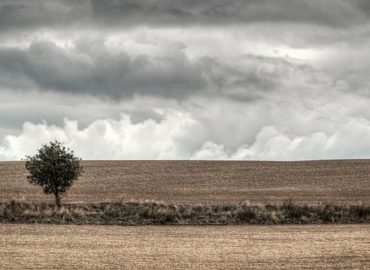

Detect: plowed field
1,224,369,270
1,160,370,204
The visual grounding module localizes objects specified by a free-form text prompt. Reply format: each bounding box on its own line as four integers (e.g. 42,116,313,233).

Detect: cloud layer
1,0,370,160
0,38,309,101
0,0,368,32
3,112,370,161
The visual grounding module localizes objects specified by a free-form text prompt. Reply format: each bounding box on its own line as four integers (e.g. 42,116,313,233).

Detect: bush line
1,200,370,225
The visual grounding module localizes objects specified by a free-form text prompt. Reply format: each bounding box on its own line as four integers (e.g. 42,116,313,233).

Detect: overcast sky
1,0,370,160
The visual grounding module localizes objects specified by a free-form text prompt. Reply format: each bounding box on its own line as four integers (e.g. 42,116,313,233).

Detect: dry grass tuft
1,200,370,225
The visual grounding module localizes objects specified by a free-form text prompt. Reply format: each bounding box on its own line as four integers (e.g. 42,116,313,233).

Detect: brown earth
1,160,370,204
1,224,369,270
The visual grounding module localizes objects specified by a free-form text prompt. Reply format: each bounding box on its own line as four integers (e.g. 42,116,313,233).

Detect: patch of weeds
281,201,311,221
236,207,258,223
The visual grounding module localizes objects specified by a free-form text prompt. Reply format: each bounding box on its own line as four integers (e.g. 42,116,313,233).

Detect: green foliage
25,141,83,207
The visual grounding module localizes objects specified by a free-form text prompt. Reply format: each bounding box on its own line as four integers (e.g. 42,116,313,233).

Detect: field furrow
1,160,370,204
1,224,370,270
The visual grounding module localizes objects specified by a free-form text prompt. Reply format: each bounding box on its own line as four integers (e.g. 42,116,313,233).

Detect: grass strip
1,200,370,225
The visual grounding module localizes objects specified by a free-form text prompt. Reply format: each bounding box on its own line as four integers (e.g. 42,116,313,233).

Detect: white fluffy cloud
0,113,205,160
192,118,370,160
2,109,370,161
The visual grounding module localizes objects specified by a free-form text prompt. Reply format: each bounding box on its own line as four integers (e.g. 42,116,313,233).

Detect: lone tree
25,141,83,207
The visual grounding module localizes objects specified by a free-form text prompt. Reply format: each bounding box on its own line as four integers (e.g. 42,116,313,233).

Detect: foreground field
1,224,369,269
1,160,370,204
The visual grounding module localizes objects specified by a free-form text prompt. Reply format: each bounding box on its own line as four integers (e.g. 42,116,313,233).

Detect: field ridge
2,200,370,225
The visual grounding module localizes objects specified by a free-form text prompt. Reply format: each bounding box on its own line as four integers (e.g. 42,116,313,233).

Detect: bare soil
1,224,369,270
1,160,370,204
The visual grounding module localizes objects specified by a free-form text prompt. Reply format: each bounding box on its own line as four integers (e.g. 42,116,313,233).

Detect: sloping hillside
1,160,370,204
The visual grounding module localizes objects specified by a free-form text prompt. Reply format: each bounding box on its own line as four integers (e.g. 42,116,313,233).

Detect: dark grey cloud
0,41,205,99
0,0,89,33
0,40,289,101
356,0,370,17
91,0,364,28
0,0,367,33
199,56,282,101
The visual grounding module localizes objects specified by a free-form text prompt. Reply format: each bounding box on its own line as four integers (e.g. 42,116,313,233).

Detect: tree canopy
25,141,83,207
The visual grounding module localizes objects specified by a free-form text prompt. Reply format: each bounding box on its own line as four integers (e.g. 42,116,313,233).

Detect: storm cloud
0,40,205,99
0,39,294,100
0,0,368,33
1,0,370,160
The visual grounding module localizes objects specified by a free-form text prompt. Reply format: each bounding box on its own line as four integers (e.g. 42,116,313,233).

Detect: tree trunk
55,192,61,208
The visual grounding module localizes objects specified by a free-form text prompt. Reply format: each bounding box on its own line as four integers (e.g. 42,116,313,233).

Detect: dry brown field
1,160,370,204
2,161,370,269
1,224,369,269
